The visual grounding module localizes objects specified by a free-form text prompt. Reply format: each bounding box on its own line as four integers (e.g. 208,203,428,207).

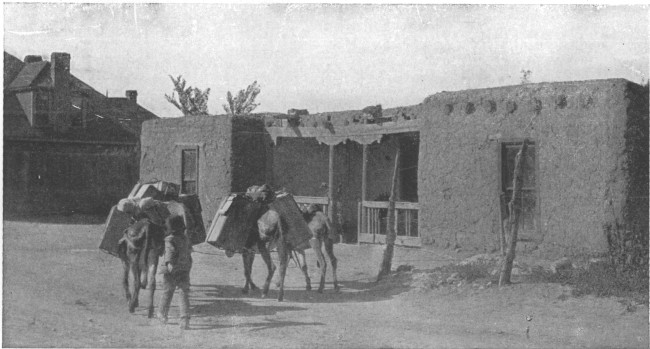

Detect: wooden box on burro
206,192,312,254
206,194,260,254
268,192,312,250
99,205,132,257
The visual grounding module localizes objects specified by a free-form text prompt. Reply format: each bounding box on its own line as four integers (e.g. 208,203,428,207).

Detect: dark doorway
399,132,419,202
501,141,537,239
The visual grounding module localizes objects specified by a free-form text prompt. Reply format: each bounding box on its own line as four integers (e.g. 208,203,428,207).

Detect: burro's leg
325,237,339,292
309,238,327,293
277,242,290,302
296,250,311,291
121,258,131,306
128,254,141,312
242,249,257,294
258,241,276,298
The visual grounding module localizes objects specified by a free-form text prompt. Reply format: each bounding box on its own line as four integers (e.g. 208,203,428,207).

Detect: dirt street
3,216,648,348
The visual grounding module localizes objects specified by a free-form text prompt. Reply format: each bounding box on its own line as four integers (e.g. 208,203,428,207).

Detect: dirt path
3,217,648,348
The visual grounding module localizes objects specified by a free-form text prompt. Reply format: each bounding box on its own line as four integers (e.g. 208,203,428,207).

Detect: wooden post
328,144,335,229
498,192,507,256
499,140,528,286
377,149,400,282
361,144,368,239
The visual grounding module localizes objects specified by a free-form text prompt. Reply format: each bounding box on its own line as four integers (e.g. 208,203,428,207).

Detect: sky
3,3,649,118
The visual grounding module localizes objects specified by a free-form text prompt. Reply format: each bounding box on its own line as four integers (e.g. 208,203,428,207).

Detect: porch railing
294,196,330,217
357,200,420,247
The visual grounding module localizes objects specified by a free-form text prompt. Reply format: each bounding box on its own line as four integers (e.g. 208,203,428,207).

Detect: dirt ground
3,215,648,348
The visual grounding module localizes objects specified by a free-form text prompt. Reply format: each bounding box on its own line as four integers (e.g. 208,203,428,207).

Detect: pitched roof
6,61,49,91
98,97,159,135
4,51,25,88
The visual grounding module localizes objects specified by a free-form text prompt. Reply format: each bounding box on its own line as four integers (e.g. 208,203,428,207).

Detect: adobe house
139,116,274,226
3,51,159,215
140,78,648,256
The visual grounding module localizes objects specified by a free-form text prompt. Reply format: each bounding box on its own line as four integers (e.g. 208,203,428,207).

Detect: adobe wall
412,79,647,256
231,117,273,192
140,116,232,226
621,83,649,250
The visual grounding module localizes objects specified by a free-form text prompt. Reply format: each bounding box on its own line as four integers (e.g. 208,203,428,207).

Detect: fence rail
294,196,330,217
358,200,420,247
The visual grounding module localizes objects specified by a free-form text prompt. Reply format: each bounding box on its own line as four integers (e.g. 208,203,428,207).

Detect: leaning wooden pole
499,139,528,286
377,149,400,282
498,192,507,256
361,144,368,239
328,144,335,224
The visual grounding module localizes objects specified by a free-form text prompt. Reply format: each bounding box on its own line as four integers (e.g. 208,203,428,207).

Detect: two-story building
3,51,159,215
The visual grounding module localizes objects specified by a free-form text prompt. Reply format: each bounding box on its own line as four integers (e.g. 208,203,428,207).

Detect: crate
131,184,163,201
268,192,312,250
99,205,133,257
206,194,260,253
206,193,313,253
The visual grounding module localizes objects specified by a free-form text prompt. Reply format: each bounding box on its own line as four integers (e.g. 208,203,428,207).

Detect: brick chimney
50,52,71,131
24,55,43,63
126,90,138,103
50,52,70,89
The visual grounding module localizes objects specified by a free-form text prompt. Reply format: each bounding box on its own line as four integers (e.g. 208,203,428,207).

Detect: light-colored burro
302,204,339,293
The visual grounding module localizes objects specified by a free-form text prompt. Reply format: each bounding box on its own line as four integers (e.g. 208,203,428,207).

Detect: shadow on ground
190,270,413,305
4,213,106,225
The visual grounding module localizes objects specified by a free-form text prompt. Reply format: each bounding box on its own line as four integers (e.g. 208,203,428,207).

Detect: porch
268,118,421,247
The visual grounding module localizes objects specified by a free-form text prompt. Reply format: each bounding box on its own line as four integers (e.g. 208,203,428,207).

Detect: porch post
361,144,368,239
328,144,335,226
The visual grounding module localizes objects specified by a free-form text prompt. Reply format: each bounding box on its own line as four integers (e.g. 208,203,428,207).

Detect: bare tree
520,69,533,84
376,150,400,282
223,81,261,116
164,75,210,116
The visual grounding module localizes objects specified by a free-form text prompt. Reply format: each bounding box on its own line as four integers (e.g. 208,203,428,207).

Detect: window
501,141,537,235
33,91,51,127
71,96,86,127
181,148,199,195
34,92,50,111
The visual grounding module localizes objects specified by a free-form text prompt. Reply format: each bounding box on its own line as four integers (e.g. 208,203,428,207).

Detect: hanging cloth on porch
265,119,421,146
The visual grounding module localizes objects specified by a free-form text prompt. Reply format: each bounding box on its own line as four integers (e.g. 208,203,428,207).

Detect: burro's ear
117,236,128,258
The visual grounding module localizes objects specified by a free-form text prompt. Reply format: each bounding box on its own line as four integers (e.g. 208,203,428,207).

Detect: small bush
525,262,649,304
436,262,493,283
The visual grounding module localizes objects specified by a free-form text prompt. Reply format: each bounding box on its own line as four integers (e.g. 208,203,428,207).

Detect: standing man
157,215,192,330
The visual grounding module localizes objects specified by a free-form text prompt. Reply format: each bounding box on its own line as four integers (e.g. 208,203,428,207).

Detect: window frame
32,90,52,128
178,144,200,196
70,95,88,128
497,138,541,240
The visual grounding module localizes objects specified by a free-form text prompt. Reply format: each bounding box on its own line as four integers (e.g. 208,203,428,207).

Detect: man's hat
165,216,186,234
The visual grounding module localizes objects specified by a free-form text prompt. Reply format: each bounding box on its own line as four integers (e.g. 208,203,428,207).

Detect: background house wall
4,141,138,214
413,79,648,255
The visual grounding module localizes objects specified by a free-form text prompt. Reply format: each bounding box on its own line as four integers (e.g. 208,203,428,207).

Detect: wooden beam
361,144,368,238
328,144,335,224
